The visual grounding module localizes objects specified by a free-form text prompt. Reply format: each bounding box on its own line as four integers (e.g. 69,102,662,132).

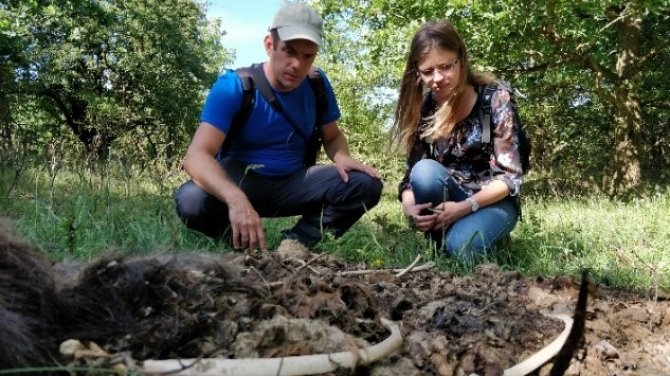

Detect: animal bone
503,313,573,376
506,270,589,376
141,317,402,376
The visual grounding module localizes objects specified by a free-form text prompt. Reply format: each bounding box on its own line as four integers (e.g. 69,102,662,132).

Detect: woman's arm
488,88,524,196
432,180,509,229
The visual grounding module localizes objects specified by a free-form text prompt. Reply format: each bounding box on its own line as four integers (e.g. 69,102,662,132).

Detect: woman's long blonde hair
392,20,493,153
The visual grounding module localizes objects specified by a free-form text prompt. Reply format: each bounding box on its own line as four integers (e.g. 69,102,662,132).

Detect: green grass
1,163,668,292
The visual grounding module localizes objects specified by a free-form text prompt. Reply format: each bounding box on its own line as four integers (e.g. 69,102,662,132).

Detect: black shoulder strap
249,63,283,112
307,68,328,116
251,64,328,141
230,67,255,138
224,64,328,165
478,84,498,144
228,64,327,143
232,64,327,131
251,63,319,141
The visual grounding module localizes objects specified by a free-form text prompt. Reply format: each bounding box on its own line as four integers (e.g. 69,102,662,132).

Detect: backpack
478,83,532,174
221,63,328,166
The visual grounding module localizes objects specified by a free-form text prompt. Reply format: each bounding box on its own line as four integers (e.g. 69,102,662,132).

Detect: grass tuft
1,163,668,291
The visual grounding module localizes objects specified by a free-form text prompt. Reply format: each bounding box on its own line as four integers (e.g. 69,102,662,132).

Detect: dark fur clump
57,253,258,359
0,219,256,368
0,220,60,368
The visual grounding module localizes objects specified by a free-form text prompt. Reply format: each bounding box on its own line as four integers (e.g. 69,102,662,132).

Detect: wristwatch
466,197,480,212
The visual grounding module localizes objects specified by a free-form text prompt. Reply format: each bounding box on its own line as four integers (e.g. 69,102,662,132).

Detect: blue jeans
175,157,383,247
409,159,519,259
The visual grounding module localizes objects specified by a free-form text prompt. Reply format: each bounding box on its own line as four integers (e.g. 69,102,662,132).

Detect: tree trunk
604,9,643,197
42,87,115,161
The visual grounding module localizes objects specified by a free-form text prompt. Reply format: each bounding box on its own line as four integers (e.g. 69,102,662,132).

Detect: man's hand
184,123,270,251
321,124,381,183
333,155,381,183
229,199,267,251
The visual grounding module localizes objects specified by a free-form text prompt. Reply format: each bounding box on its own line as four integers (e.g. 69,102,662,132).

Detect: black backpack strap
249,63,283,112
305,67,327,141
225,64,329,166
307,68,328,116
229,67,255,136
219,67,255,157
250,63,317,141
478,84,498,144
302,68,327,166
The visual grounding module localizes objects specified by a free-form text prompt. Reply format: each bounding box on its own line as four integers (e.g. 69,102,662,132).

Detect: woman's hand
431,201,470,231
402,201,438,232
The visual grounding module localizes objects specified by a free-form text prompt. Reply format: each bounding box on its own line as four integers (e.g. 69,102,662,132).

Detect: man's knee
174,180,209,221
349,172,383,207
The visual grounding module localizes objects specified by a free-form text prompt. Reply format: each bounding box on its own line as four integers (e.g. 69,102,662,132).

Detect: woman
393,20,524,259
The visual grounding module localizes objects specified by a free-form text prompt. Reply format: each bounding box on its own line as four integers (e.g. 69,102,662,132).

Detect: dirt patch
1,225,669,375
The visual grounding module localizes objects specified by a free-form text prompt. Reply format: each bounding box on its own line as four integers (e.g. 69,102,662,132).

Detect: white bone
142,318,402,376
504,313,574,376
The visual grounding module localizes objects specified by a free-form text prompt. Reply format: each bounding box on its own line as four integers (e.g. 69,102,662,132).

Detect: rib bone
504,313,573,376
142,318,402,376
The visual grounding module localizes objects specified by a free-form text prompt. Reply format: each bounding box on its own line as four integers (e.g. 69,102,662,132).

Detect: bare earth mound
1,224,669,375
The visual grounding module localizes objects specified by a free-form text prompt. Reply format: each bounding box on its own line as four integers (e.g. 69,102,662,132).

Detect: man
175,3,383,251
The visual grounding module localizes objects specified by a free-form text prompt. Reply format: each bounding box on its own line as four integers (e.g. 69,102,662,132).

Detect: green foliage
1,0,231,162
316,0,670,194
4,0,669,194
1,0,669,296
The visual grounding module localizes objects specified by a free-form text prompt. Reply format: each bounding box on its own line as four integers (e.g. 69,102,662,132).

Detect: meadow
1,161,668,293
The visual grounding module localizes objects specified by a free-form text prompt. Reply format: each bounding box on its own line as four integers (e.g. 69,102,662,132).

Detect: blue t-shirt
200,67,341,177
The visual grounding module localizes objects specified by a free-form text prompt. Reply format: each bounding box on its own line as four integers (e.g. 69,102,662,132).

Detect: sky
205,0,285,68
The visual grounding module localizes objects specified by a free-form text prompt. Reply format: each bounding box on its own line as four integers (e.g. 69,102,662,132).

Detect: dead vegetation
1,220,668,375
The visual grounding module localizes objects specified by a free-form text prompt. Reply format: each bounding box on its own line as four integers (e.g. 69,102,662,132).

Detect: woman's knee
410,159,449,203
443,210,518,258
444,230,489,258
410,159,444,186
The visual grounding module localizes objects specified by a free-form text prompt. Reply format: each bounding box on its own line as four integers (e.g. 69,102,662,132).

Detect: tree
3,0,231,161
316,0,670,195
0,0,31,143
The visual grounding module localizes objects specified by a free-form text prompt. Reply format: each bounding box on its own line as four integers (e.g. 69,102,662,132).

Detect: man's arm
320,121,349,162
184,123,243,205
183,122,267,250
320,122,381,182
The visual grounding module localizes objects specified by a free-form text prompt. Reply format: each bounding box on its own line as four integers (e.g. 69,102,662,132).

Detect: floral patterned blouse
398,84,524,201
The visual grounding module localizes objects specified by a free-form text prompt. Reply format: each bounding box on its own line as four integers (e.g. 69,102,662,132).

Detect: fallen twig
338,261,435,277
141,318,402,376
293,259,321,275
548,270,589,376
294,253,326,273
395,254,422,278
